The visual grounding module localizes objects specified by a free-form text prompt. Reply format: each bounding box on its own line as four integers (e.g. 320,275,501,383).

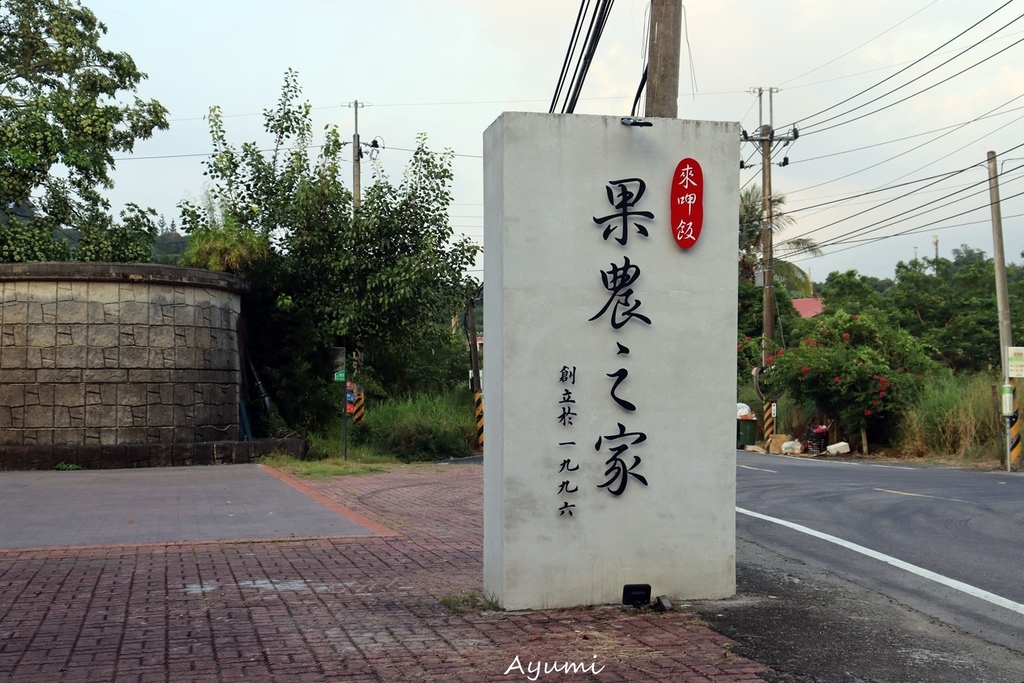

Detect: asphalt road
691,452,1024,682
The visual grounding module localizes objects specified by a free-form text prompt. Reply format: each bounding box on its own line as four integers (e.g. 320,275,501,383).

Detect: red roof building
791,298,824,318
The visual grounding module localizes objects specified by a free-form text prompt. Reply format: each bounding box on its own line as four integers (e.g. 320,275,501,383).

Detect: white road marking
738,465,777,473
874,488,968,503
737,507,1024,617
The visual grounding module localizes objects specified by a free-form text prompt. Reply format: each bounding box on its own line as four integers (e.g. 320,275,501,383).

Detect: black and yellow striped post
474,391,484,451
353,388,365,424
762,401,776,442
1011,378,1021,469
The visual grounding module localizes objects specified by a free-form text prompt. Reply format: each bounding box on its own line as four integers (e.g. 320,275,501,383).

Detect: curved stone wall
0,263,247,450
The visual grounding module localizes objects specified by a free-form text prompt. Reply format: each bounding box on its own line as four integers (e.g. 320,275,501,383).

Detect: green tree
0,0,168,261
756,310,939,448
890,253,999,373
818,269,893,317
183,71,479,430
75,202,157,262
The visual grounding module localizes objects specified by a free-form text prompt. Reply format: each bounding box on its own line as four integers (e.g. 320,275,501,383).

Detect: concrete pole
761,124,775,345
760,123,777,443
987,151,1013,378
987,151,1016,472
352,100,362,212
645,0,681,118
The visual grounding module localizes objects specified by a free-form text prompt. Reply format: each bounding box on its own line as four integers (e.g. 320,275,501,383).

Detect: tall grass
259,390,478,476
898,372,1002,461
354,390,477,462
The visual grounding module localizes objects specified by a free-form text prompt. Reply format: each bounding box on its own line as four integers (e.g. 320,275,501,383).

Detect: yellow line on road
874,488,968,503
739,465,777,473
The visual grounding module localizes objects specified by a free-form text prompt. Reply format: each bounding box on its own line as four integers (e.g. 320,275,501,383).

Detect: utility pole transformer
645,0,681,118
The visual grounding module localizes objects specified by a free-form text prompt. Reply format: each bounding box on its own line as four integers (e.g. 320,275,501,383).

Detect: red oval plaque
671,158,703,250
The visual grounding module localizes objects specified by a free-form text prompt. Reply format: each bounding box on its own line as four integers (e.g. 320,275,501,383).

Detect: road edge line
737,506,1024,617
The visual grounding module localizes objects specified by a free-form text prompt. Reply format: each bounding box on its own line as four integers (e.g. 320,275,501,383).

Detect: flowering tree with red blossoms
742,310,940,446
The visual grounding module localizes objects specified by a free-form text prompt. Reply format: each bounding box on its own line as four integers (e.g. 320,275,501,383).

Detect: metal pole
467,294,484,452
645,0,681,118
1007,417,1012,473
467,295,482,394
333,347,348,461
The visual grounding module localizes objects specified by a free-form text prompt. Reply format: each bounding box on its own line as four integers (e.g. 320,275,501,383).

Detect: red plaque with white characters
671,158,703,250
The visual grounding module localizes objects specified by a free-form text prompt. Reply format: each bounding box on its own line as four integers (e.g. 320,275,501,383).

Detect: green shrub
354,390,476,462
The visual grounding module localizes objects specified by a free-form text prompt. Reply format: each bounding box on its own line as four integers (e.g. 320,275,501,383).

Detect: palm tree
739,184,821,297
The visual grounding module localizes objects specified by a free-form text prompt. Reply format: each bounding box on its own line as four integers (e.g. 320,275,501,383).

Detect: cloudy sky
89,0,1024,282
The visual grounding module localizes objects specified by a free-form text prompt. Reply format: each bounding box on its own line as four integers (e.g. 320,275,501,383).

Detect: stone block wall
0,263,247,449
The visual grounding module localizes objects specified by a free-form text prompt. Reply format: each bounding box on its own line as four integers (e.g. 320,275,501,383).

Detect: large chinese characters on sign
484,113,738,610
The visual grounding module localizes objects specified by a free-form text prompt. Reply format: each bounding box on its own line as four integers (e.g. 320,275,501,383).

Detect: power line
550,0,616,114
784,144,1024,247
790,0,1017,131
802,27,1024,137
783,29,1024,92
551,0,591,114
791,201,1024,263
779,0,941,88
787,96,1024,166
788,166,1024,217
785,97,1024,198
779,167,976,217
785,163,1024,259
112,143,483,163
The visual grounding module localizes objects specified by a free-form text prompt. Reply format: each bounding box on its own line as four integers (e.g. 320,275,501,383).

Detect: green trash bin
737,418,757,448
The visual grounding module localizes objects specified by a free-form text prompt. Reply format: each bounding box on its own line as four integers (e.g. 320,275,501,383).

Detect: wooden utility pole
645,0,681,118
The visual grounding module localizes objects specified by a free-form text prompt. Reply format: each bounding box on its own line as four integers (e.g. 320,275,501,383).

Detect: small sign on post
1008,346,1024,378
332,347,348,460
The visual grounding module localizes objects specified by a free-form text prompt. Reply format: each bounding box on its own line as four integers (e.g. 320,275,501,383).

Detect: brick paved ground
0,462,769,682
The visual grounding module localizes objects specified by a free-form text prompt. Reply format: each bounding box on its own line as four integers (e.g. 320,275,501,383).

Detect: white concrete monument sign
483,112,739,610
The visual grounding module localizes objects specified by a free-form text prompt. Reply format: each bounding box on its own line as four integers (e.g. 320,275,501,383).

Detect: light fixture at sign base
622,583,652,608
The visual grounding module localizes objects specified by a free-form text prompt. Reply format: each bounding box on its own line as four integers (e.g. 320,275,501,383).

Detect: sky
86,0,1024,283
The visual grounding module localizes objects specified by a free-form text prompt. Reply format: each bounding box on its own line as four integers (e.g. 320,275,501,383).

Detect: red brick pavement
0,462,769,682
